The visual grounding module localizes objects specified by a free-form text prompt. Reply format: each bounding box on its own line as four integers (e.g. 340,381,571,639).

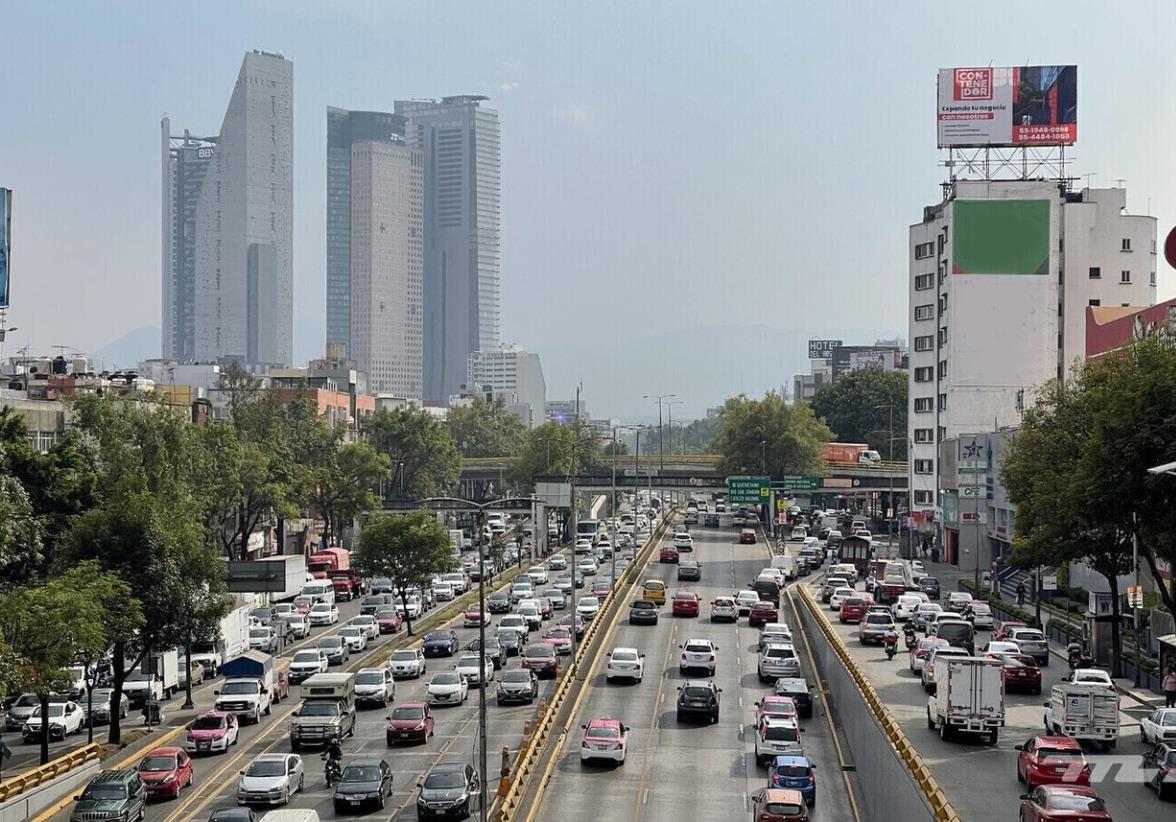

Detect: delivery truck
189,601,252,677
926,655,1005,744
256,555,307,602
823,442,882,465
215,651,276,724
122,649,180,706
307,547,350,579
1043,683,1121,750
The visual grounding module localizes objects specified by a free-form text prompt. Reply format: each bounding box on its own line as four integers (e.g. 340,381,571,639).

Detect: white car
829,587,855,610
574,538,594,555
454,655,494,686
945,591,974,611
425,672,469,706
758,644,801,683
758,623,793,650
576,597,600,622
236,753,304,806
758,568,786,587
526,566,549,585
350,614,379,639
337,626,368,653
433,582,455,602
22,701,84,741
289,650,329,682
754,717,804,766
388,648,427,679
892,595,923,622
354,667,396,706
285,615,311,639
307,603,339,626
735,590,760,616
911,560,926,575
679,639,718,675
549,555,568,571
395,595,422,619
510,582,534,603
672,532,694,550
499,615,530,640
1140,707,1176,745
576,559,598,577
605,647,645,683
517,601,542,630
248,627,278,653
710,596,738,622
1066,668,1115,690
981,640,1021,657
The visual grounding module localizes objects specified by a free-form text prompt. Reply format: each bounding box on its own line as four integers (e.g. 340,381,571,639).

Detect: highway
525,517,859,822
810,556,1171,822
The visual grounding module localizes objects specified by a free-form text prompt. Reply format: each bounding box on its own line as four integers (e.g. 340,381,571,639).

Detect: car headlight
162,774,176,783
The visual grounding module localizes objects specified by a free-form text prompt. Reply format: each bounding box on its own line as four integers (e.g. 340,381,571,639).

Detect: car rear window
1048,795,1105,812
631,601,654,610
684,643,711,653
1015,630,1045,641
587,725,620,738
843,598,864,607
772,764,810,777
765,647,795,659
683,687,713,699
765,803,804,815
763,725,799,741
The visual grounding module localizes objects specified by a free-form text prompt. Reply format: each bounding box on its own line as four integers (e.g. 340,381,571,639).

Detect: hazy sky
3,1,1176,417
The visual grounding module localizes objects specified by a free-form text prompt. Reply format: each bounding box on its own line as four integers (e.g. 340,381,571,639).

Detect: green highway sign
775,475,821,491
727,475,770,504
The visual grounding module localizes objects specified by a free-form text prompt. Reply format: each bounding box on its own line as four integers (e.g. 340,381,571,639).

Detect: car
672,590,701,617
83,689,129,727
425,672,469,706
137,746,193,799
605,647,645,683
921,647,970,693
185,709,240,755
284,614,313,639
417,762,481,820
679,638,718,675
945,591,974,611
749,600,779,628
576,558,599,577
360,594,394,616
23,700,85,741
462,605,491,629
740,528,758,544
820,577,850,604
839,597,869,624
372,607,403,635
71,769,147,822
574,538,594,555
494,668,539,705
388,648,427,680
659,544,680,564
759,623,793,650
710,596,738,622
423,630,459,658
307,602,340,626
1140,707,1176,745
982,640,1022,657
828,587,855,611
526,565,549,585
541,626,572,655
736,589,761,615
542,588,567,610
859,612,896,645
749,788,809,821
909,638,950,673
350,614,379,639
755,717,804,766
642,580,667,605
759,644,801,683
395,594,423,619
549,555,568,571
629,599,659,625
1007,627,1050,665
673,532,694,550
1017,785,1110,821
385,701,434,745
767,756,818,806
236,753,304,806
468,634,509,668
676,680,721,723
1015,736,1091,789
332,758,393,813
674,558,701,581
994,620,1028,641
773,678,814,719
486,590,512,613
576,596,601,622
337,626,368,653
316,636,350,666
517,642,557,679
178,659,206,689
496,628,525,657
556,614,586,638
590,580,612,602
454,654,495,687
918,577,941,600
913,602,944,631
756,696,799,725
1065,668,1115,690
354,666,396,707
892,594,924,622
1143,742,1176,799
966,602,995,630
511,581,535,603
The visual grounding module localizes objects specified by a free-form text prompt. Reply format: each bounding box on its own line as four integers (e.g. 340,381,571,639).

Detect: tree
445,396,528,457
0,471,42,585
353,511,455,635
310,441,390,546
603,440,629,456
509,420,604,490
809,367,909,460
365,408,461,499
0,563,138,763
711,392,831,478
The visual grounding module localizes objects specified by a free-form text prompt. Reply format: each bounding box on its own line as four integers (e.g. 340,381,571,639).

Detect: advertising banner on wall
937,65,1077,148
847,350,895,371
0,188,10,308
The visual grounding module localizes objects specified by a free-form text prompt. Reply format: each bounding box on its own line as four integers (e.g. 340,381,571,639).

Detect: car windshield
458,656,482,668
587,725,620,738
192,715,226,730
390,651,418,662
340,627,362,636
245,759,287,777
577,598,597,608
1048,795,1105,811
355,672,385,685
83,785,127,800
221,681,258,695
432,673,461,685
298,702,339,716
502,671,531,683
90,689,113,703
34,705,66,717
1159,713,1176,726
764,725,799,741
424,771,467,790
683,687,713,699
311,604,331,612
140,755,177,770
342,765,382,782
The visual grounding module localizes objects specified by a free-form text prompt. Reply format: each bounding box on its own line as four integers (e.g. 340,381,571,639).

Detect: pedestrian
1163,669,1176,709
1016,582,1025,607
0,732,11,782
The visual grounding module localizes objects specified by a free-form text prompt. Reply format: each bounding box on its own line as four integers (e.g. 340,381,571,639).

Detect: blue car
769,755,816,806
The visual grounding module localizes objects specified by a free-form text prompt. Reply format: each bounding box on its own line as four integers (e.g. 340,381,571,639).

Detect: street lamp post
643,394,676,473
874,403,896,551
666,400,684,457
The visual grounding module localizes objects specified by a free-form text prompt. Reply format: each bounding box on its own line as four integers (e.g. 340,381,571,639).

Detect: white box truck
926,656,1005,744
122,649,180,705
1043,683,1120,750
256,555,307,602
189,602,252,677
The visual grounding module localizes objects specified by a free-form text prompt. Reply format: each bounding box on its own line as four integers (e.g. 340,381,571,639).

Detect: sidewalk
924,559,1163,710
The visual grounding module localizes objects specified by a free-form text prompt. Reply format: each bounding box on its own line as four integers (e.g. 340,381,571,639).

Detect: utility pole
610,425,618,590
667,400,684,457
1132,513,1142,688
643,394,675,473
569,383,581,671
475,507,488,822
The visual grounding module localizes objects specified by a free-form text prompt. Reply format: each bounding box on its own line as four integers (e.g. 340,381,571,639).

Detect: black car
370,578,395,595
677,560,702,581
208,809,256,822
703,514,720,527
422,630,459,657
334,758,394,813
628,600,659,626
360,594,394,616
465,636,506,669
918,577,941,600
773,677,814,719
417,762,481,820
496,669,539,705
487,590,512,613
496,629,524,656
676,680,721,723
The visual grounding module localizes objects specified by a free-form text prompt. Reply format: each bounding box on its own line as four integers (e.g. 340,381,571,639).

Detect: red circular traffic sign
1165,226,1176,269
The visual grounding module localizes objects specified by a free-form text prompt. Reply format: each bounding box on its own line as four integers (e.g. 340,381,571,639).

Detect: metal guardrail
0,742,102,803
793,585,961,822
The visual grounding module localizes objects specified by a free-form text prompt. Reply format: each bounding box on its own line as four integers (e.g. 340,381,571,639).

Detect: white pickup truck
1043,682,1120,751
214,677,272,725
926,655,1005,744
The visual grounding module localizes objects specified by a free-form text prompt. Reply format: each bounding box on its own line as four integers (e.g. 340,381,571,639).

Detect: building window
914,397,934,413
914,242,934,260
914,428,933,443
914,335,934,352
938,426,947,440
1089,266,1101,279
914,490,934,505
914,366,933,382
939,293,948,313
938,360,947,379
1151,270,1157,285
915,273,934,290
1121,270,1131,283
938,327,948,345
938,393,947,411
1121,238,1132,251
1089,299,1100,307
914,459,934,474
914,304,934,321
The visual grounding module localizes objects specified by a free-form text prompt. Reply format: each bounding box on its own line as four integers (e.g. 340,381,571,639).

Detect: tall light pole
643,394,676,473
874,403,896,551
569,383,582,671
0,321,17,376
1143,461,1176,686
666,400,684,456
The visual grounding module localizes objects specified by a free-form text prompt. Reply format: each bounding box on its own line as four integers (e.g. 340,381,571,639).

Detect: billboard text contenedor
937,66,1077,148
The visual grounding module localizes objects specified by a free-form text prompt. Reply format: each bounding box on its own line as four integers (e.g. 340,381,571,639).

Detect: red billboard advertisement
1085,298,1176,359
938,65,1077,148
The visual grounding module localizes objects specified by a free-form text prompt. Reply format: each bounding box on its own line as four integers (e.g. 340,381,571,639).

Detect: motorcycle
903,625,917,651
1067,641,1094,671
883,630,899,660
322,753,342,788
141,697,163,726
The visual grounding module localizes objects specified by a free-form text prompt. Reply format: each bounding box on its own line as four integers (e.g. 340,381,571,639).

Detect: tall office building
395,96,501,402
161,125,216,362
326,108,405,355
170,50,294,369
467,346,546,428
349,138,424,397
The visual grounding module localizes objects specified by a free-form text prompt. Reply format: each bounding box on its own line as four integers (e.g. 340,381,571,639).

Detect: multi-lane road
526,520,859,822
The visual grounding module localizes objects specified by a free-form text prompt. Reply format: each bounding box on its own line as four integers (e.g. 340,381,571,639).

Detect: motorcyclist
325,737,343,763
903,622,917,650
323,737,343,786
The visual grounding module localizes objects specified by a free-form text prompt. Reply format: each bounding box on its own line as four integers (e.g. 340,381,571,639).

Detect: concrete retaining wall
0,759,98,822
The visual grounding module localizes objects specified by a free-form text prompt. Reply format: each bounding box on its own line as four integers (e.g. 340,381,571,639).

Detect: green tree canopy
809,367,908,460
353,510,455,634
310,440,390,545
445,396,528,457
365,407,461,499
710,392,832,479
510,420,604,491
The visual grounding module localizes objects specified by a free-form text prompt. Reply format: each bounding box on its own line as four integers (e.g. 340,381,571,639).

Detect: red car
592,581,612,602
994,620,1027,641
755,696,798,725
1017,785,1109,821
1000,654,1043,695
463,606,490,628
839,597,869,624
671,591,701,617
537,597,554,618
750,788,809,821
748,601,779,628
740,528,758,544
1015,736,1091,789
660,545,680,564
910,638,950,672
386,701,434,745
137,746,193,799
375,607,404,634
543,627,572,655
521,643,561,679
293,596,314,615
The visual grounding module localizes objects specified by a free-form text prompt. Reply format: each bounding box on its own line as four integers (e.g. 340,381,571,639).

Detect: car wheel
926,710,935,731
939,721,951,741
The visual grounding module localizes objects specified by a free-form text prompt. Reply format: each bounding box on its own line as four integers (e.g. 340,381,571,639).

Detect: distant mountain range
91,326,160,371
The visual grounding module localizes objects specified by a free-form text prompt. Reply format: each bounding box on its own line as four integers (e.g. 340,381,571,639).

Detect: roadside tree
711,392,831,478
810,367,908,460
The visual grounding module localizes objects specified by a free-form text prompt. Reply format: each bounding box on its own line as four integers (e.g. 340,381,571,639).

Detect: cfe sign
727,475,769,504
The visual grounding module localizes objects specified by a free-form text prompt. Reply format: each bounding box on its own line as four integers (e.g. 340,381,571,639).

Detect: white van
770,555,798,580
300,580,335,605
